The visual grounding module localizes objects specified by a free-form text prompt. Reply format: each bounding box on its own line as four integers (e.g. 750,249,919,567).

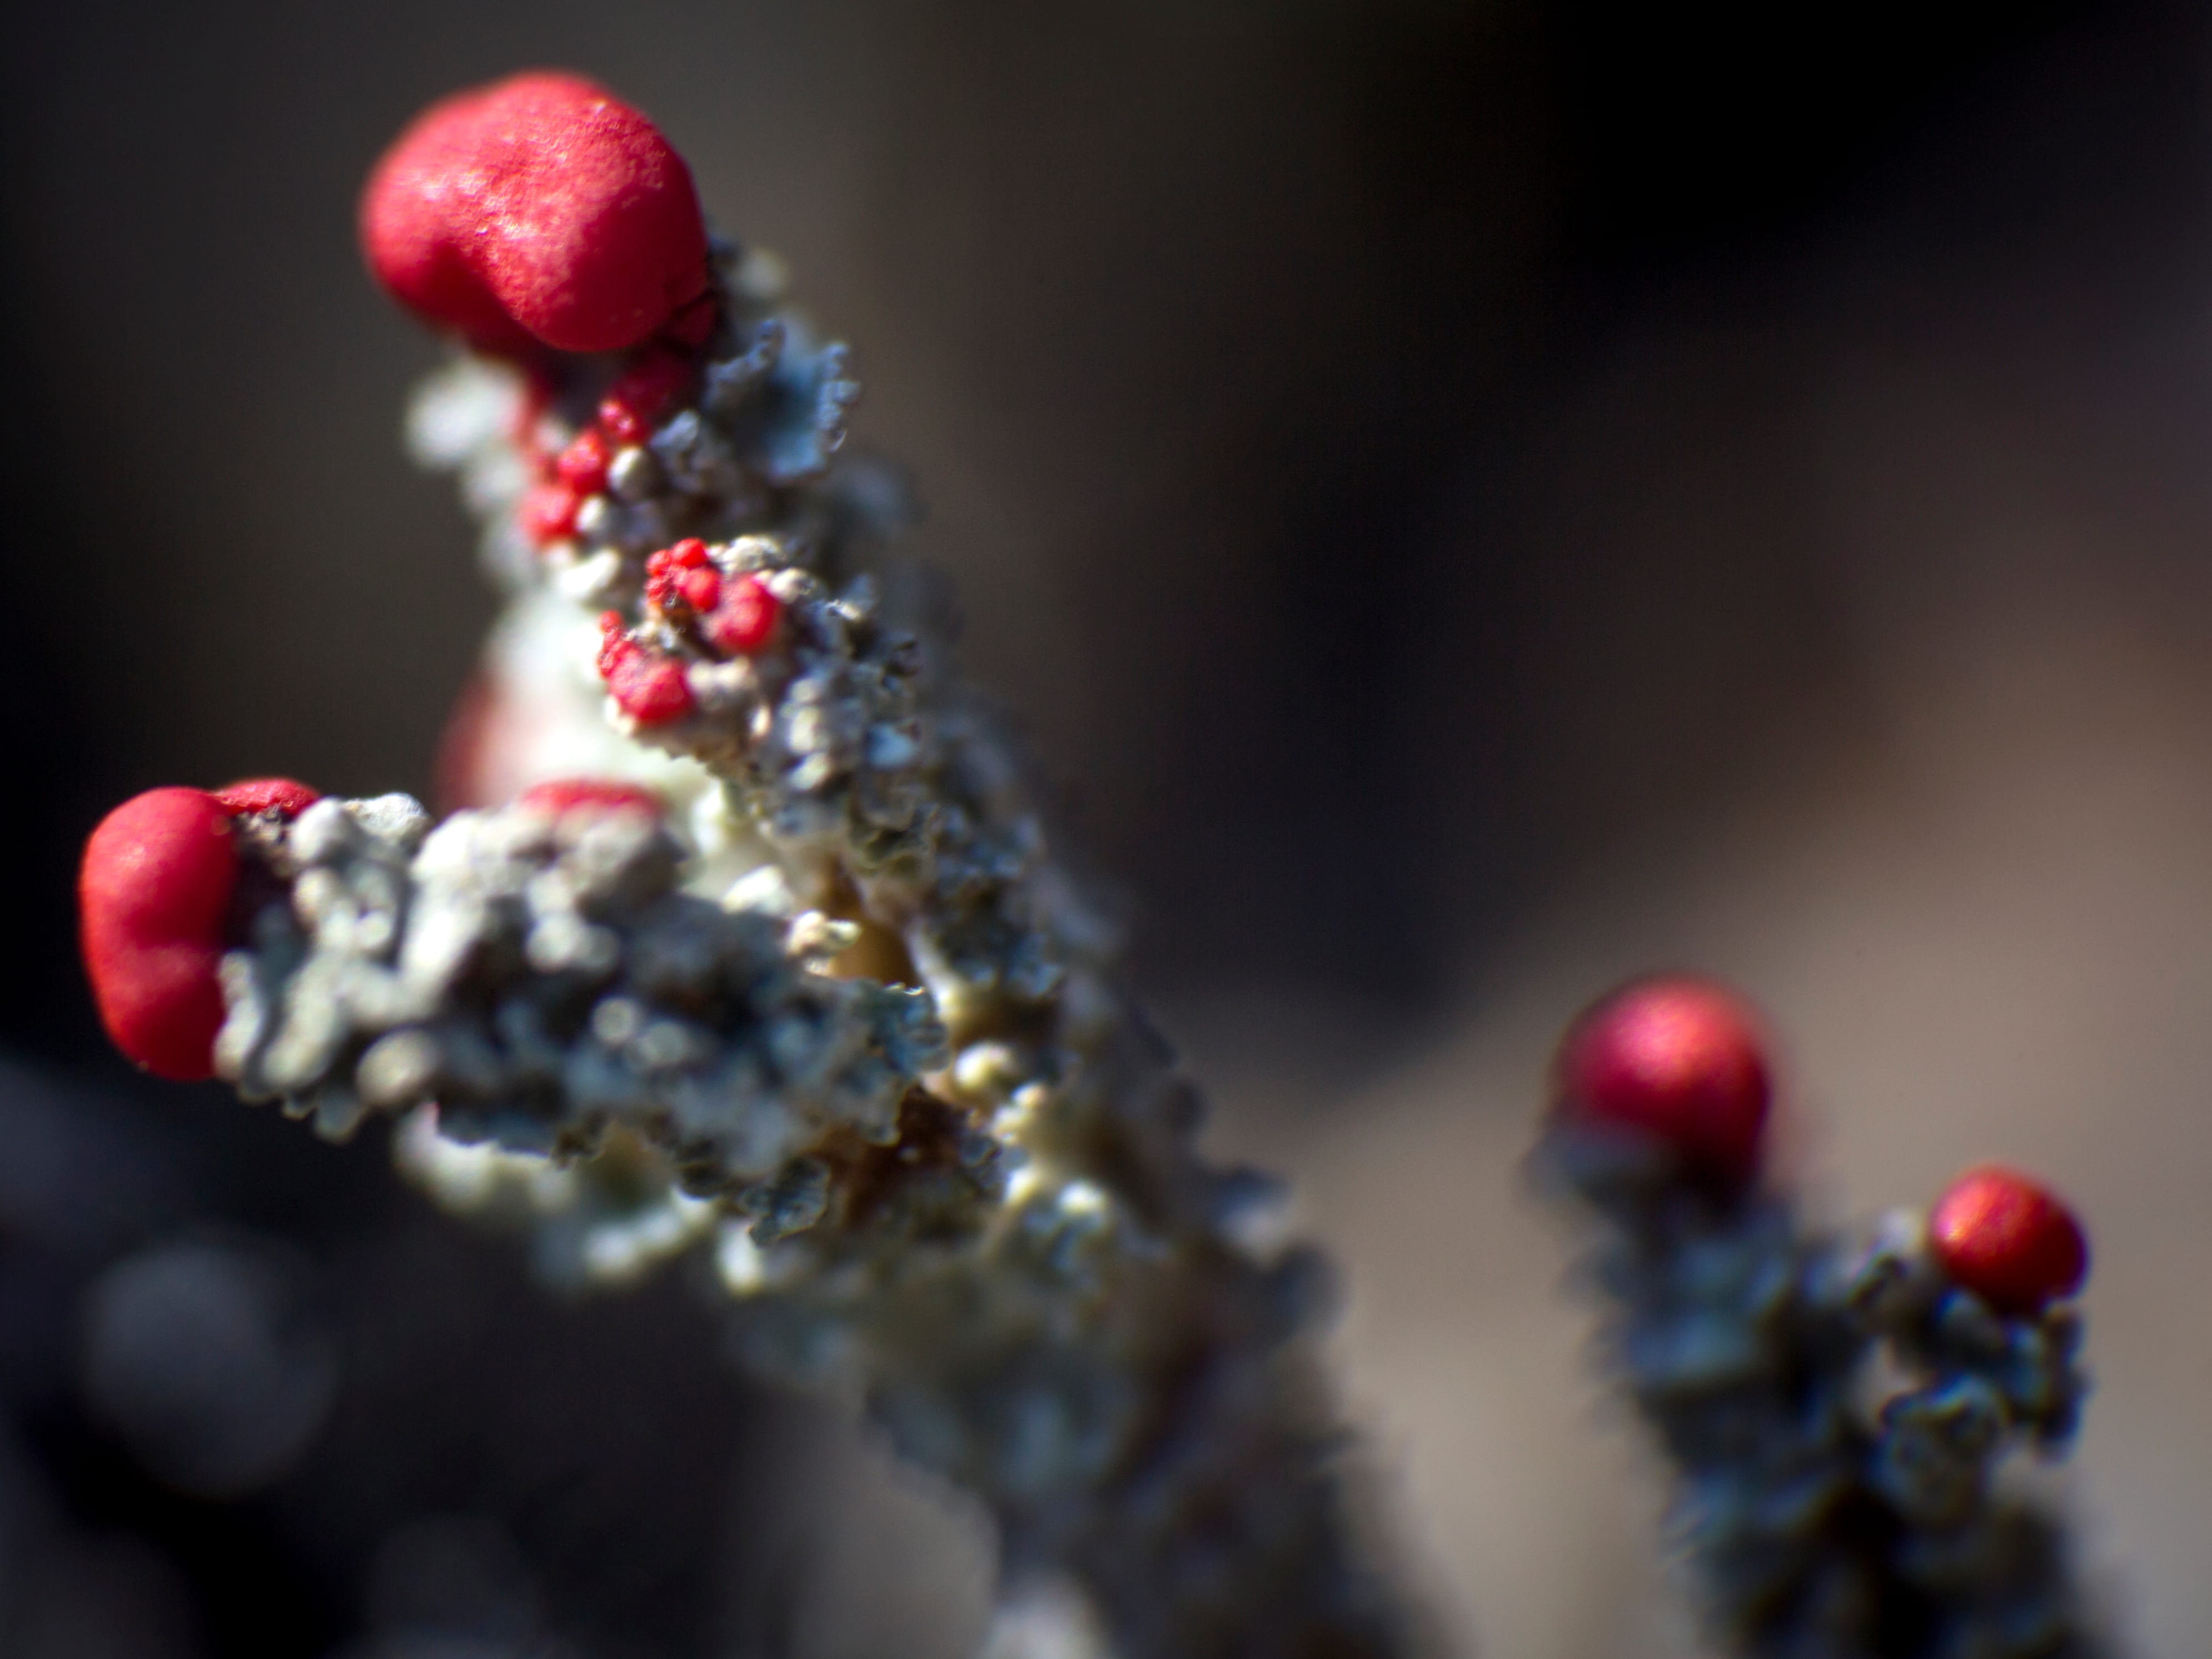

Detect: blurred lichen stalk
74,72,2107,1659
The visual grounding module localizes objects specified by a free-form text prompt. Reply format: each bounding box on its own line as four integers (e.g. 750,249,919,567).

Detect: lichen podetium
78,71,1417,1659
74,69,2113,1659
1538,976,2104,1657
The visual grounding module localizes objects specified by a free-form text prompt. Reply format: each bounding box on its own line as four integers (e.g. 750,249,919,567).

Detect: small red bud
677,567,721,611
520,482,581,546
361,72,710,355
595,620,695,725
606,653,695,725
519,778,665,818
212,778,322,818
643,540,720,615
1553,974,1771,1184
554,427,612,496
599,348,695,446
703,575,783,656
79,789,240,1081
1930,1165,2088,1314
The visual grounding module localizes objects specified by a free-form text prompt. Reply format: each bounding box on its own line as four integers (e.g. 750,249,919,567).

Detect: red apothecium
555,427,613,496
1553,974,1772,1184
518,778,664,818
703,575,783,656
644,539,720,614
519,482,581,546
79,789,240,1080
212,778,322,817
1930,1165,2088,1314
596,614,695,725
361,71,710,355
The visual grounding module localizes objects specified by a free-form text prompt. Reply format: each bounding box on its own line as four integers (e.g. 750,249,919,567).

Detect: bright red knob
212,778,322,818
1553,974,1772,1183
519,481,582,546
644,539,718,614
361,71,710,355
79,789,240,1081
1929,1165,2088,1314
518,778,664,819
555,426,613,496
595,615,695,726
703,575,783,656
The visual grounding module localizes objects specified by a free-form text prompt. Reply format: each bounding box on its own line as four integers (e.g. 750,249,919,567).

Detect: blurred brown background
2,1,2209,1655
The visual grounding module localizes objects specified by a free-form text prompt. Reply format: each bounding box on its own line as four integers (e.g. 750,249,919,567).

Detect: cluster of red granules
594,539,784,723
520,348,703,550
361,72,720,552
643,537,724,613
79,780,321,1082
596,350,696,446
595,614,695,726
361,72,709,356
642,538,783,654
1553,974,2089,1313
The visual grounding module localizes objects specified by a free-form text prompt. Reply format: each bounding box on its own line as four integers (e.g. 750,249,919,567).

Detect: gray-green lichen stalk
1535,1125,2099,1658
211,240,1417,1658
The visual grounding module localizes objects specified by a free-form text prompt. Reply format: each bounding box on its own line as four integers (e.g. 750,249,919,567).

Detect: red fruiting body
1929,1165,2088,1314
677,566,719,611
1553,974,1772,1183
79,789,239,1082
596,614,695,725
520,481,580,546
360,71,710,355
555,427,612,496
212,778,322,818
519,778,664,818
606,651,696,725
599,348,695,446
644,539,718,613
703,575,783,656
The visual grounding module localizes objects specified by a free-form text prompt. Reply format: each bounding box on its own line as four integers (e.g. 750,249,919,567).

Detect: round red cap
361,71,710,355
79,789,239,1081
1553,974,1772,1184
1930,1165,2088,1314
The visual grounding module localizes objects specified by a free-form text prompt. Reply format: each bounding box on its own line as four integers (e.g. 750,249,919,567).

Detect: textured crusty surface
1537,1123,2098,1659
210,231,1421,1658
216,793,942,1205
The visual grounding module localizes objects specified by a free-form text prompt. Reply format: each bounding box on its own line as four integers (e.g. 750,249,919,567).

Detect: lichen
1535,1119,2100,1658
201,185,1418,1659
